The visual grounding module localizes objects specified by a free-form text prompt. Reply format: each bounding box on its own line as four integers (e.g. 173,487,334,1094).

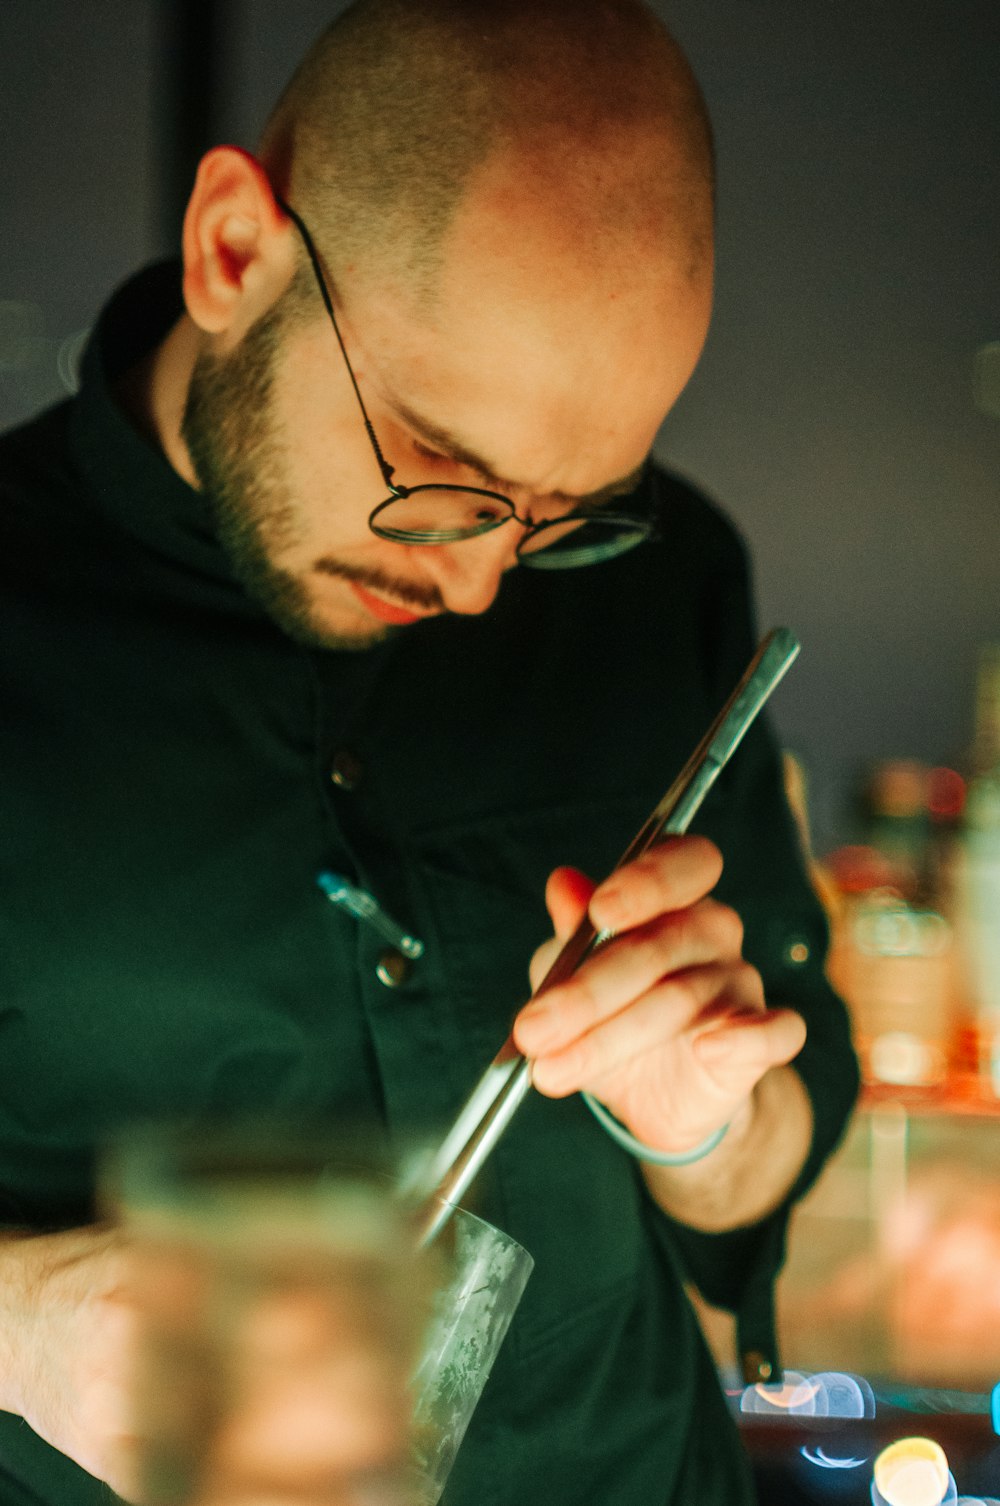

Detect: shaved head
169,0,716,648
260,0,714,309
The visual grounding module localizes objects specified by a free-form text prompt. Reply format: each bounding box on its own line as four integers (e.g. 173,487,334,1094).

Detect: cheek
270,423,378,556
271,353,377,513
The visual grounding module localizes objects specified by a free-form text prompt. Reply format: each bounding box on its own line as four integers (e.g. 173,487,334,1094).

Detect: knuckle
570,1036,596,1081
569,973,604,1029
627,852,668,906
659,973,698,1024
659,902,694,944
707,900,743,953
644,914,689,977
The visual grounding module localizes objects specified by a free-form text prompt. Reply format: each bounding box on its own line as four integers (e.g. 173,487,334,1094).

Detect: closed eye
411,436,513,493
411,439,449,466
410,430,646,510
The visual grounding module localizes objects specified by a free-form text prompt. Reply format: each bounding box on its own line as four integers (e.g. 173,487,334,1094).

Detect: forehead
348,211,712,495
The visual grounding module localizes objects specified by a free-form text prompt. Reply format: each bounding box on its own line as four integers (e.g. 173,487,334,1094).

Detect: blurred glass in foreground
105,1124,430,1506
104,1123,532,1506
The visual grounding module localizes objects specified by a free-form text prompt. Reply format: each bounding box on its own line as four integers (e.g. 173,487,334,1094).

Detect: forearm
641,1063,813,1233
0,1227,43,1416
0,1217,420,1501
0,1222,100,1409
0,1222,193,1497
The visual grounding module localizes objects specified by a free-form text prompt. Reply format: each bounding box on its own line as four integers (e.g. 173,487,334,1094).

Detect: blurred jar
829,891,957,1087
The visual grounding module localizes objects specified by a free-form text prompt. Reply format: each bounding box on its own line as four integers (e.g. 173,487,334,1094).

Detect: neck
115,314,202,488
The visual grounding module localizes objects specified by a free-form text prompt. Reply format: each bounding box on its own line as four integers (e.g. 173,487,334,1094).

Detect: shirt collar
69,261,237,581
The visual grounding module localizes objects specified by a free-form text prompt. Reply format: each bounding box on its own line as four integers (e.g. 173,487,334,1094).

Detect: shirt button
330,749,363,790
784,937,810,965
376,949,412,988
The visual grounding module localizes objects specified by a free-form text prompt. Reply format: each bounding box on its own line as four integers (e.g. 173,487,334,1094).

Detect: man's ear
181,146,293,336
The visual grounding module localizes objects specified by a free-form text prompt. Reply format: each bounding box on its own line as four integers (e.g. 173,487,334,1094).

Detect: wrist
582,1092,735,1166
641,1069,813,1233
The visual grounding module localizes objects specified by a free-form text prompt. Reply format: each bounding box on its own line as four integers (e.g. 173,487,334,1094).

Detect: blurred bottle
827,760,960,1090
954,645,1000,1096
862,760,932,901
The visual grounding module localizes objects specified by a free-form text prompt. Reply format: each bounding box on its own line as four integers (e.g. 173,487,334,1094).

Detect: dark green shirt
0,265,859,1506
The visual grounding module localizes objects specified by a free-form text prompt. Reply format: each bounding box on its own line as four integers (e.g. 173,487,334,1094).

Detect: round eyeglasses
279,198,657,570
368,484,652,570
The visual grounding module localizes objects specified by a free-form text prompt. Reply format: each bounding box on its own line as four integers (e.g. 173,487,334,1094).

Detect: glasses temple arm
277,197,401,493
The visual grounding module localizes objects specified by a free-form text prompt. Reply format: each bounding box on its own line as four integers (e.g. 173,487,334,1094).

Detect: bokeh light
927,766,965,821
810,1371,877,1418
741,1368,876,1418
56,329,89,393
871,1438,952,1506
871,1473,956,1506
802,1446,868,1470
741,1370,820,1414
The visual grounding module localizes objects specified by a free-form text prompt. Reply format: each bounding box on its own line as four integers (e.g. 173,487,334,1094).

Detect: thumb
544,866,596,942
527,868,596,994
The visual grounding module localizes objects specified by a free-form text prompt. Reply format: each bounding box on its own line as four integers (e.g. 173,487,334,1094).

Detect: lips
348,580,432,625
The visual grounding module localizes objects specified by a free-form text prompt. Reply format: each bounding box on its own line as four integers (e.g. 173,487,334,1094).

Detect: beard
180,296,441,651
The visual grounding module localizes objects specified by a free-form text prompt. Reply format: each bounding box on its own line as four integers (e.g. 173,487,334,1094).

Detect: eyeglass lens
371,488,650,566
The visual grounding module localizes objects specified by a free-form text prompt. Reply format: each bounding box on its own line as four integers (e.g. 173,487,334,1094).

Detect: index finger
589,834,723,933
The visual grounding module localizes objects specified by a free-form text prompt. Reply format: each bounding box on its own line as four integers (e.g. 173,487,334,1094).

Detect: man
0,1,859,1502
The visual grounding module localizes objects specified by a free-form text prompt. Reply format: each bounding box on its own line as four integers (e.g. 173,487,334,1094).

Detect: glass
104,1124,434,1506
410,1207,533,1504
104,1124,532,1506
278,197,656,568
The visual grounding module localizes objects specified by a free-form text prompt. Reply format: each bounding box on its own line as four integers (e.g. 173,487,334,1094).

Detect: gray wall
658,2,1000,848
3,1,997,850
0,2,160,421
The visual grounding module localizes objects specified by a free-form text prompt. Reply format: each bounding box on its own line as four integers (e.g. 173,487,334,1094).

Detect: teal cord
583,1092,729,1165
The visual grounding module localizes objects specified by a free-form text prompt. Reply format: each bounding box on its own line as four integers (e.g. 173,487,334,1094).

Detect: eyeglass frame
277,196,657,567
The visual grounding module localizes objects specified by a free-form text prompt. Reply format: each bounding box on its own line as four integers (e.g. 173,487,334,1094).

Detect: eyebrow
387,397,520,490
387,396,646,507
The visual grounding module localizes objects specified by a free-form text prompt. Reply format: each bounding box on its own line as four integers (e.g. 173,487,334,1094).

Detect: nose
415,523,522,617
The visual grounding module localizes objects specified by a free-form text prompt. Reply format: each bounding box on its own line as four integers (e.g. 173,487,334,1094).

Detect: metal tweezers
412,627,801,1247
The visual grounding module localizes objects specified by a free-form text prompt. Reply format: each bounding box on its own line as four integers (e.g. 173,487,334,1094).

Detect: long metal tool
413,627,801,1247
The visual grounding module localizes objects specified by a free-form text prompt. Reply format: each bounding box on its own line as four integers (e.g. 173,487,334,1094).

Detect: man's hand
0,1225,142,1498
513,835,808,1175
0,1223,414,1505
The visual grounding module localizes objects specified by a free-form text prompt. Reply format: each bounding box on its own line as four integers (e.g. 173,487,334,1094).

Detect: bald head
260,0,714,309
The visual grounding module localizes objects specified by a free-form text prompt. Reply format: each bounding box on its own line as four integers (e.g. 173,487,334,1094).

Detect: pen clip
317,871,425,959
